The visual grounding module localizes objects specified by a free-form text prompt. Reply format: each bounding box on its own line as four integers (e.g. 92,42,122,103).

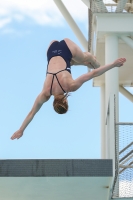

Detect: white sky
0,0,87,29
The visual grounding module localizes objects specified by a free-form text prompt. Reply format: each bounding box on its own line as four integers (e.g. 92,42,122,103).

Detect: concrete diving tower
0,159,113,200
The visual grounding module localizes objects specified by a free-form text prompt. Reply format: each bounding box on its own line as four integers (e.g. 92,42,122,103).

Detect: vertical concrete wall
105,34,119,177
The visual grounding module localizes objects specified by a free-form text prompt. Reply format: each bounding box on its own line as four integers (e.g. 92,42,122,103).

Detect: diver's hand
112,58,126,67
11,129,23,140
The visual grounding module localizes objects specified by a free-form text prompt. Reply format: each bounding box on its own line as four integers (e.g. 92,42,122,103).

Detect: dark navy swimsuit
46,40,72,95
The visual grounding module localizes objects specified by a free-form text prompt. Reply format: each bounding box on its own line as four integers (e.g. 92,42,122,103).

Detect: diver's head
53,94,69,114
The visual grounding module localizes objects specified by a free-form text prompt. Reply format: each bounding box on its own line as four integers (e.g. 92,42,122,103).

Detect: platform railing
112,122,133,198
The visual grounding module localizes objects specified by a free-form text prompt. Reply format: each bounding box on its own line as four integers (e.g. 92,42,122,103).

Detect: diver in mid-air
11,38,126,140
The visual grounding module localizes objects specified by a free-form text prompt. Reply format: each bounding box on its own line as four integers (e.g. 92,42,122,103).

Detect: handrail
119,150,133,163
120,161,133,174
120,154,133,165
119,142,133,155
116,122,133,125
120,164,133,169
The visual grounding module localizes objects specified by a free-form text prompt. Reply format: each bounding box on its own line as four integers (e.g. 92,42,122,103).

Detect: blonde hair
53,93,69,114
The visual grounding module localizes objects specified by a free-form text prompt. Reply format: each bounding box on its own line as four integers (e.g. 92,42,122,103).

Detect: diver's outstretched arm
70,58,126,91
11,92,50,140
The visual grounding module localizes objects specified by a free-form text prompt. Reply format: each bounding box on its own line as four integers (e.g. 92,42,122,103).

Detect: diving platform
0,159,113,200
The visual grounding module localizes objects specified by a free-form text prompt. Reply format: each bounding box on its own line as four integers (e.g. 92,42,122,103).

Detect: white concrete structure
92,12,133,165
0,159,113,200
54,0,133,199
0,177,113,200
105,34,119,171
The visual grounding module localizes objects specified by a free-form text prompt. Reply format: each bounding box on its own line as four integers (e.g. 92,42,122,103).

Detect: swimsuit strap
46,69,66,75
50,74,55,95
55,74,66,93
47,70,67,95
55,69,66,74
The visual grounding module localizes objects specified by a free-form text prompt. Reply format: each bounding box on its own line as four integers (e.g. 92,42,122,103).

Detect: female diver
11,38,126,140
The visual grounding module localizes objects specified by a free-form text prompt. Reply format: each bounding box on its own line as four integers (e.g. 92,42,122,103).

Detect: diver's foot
84,52,100,69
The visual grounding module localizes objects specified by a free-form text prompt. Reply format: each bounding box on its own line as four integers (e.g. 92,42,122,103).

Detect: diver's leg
64,38,100,69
